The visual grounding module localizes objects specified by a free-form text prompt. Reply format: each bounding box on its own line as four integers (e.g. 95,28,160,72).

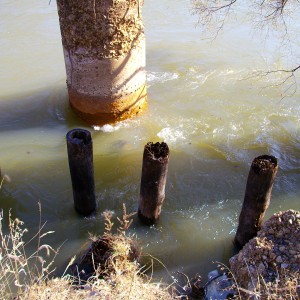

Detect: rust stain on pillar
56,0,147,125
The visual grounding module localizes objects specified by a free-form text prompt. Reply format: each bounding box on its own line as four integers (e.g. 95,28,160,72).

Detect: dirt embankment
230,210,300,297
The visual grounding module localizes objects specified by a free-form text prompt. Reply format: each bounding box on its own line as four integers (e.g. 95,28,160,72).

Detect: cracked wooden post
66,129,96,216
56,0,147,125
234,155,278,249
138,142,170,225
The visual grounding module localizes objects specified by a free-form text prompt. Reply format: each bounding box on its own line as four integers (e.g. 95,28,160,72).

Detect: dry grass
0,202,173,300
25,269,173,300
0,206,58,299
240,271,300,299
217,262,299,300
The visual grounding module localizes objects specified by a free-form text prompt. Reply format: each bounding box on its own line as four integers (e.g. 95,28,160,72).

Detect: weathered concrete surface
56,0,147,125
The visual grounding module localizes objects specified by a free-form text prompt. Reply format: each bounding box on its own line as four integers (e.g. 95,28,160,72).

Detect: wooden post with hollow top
234,155,278,249
66,128,96,216
138,142,170,225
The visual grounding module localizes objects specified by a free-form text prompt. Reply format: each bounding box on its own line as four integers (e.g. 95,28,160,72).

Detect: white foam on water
93,124,120,132
147,71,179,87
157,127,186,143
186,69,216,88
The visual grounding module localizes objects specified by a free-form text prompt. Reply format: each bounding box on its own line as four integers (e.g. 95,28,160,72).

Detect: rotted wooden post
138,142,170,225
66,129,96,216
234,155,278,249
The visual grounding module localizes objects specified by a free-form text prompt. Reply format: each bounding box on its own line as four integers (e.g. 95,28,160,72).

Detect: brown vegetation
0,204,173,300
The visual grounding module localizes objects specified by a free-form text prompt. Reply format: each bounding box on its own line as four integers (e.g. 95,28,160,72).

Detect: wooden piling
66,129,96,216
138,142,170,225
234,155,278,249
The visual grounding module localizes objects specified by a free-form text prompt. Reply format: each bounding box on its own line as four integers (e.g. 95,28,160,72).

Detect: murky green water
0,0,300,281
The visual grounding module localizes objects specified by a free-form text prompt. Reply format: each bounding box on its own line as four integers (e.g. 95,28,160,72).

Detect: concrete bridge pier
56,0,147,125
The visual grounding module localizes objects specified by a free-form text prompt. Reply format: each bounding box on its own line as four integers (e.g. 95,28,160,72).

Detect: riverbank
1,207,299,299
230,209,300,299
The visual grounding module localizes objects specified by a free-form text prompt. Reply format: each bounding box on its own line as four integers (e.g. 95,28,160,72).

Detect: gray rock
205,271,235,300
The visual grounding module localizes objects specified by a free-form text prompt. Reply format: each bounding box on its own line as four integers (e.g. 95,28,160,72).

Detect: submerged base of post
138,142,170,226
234,155,278,249
69,84,147,126
137,210,157,226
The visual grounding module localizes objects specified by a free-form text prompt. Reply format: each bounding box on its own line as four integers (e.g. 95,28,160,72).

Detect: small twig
93,0,97,20
177,271,191,288
138,0,140,18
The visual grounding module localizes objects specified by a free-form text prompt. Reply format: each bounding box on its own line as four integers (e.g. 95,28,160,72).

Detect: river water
0,0,300,282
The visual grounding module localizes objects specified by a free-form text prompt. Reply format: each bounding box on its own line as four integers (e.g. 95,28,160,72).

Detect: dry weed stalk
117,203,136,235
0,208,58,299
248,269,300,299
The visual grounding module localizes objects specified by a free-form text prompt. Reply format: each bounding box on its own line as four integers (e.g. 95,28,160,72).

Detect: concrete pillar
56,0,147,125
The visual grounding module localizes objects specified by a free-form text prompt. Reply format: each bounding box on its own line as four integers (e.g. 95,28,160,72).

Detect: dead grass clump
25,205,174,300
0,190,173,300
69,206,140,282
26,271,173,300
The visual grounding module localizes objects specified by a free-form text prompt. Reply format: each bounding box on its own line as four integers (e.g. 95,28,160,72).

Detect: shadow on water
0,83,93,227
0,83,85,132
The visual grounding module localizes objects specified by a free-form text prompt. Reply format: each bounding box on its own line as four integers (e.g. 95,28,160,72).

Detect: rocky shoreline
229,209,300,298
